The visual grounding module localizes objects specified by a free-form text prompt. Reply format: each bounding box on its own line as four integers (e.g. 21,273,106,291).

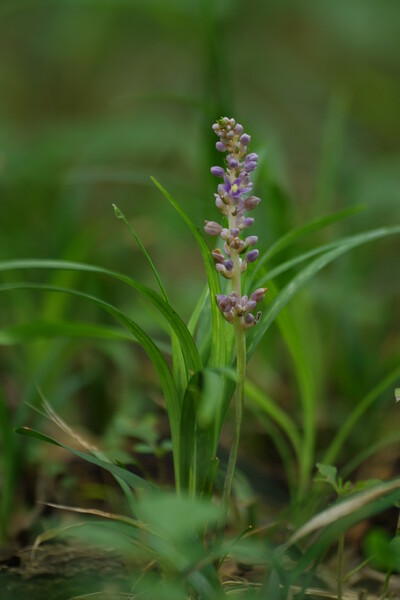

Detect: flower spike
204,117,267,329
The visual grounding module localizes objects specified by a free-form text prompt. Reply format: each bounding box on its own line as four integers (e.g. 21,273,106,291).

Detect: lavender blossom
204,117,267,329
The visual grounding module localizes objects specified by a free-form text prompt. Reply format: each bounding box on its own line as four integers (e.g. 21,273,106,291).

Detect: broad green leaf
315,463,338,490
248,225,400,359
364,529,400,571
0,259,201,380
15,427,153,492
151,177,226,368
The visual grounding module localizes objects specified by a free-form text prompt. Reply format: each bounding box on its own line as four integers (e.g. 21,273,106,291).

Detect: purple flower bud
211,249,225,264
246,300,257,312
229,292,239,306
246,249,259,263
204,220,222,236
230,228,240,237
212,123,220,133
250,288,267,303
220,228,230,240
243,217,255,228
229,237,245,252
235,123,244,135
245,235,258,247
244,161,257,172
216,141,226,152
247,153,258,162
244,313,255,327
227,156,239,168
217,184,226,197
243,196,261,210
224,260,234,271
215,196,227,214
240,134,251,146
216,294,232,311
211,166,225,177
216,264,234,279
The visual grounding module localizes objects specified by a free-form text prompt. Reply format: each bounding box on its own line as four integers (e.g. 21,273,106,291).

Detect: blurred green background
0,0,400,540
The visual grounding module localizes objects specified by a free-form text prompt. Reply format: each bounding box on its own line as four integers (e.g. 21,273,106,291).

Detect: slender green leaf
286,480,400,582
269,285,316,499
248,225,400,359
323,364,400,465
0,319,166,346
179,370,225,496
113,204,189,399
187,283,209,337
0,259,201,378
113,203,169,301
342,430,400,480
288,477,400,547
0,282,181,487
220,367,301,456
15,427,154,492
151,177,226,368
250,203,365,285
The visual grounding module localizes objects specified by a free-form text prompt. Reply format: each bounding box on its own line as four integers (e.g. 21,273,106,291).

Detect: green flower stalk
204,117,267,530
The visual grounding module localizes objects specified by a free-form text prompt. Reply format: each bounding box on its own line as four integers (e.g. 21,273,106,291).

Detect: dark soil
0,543,133,600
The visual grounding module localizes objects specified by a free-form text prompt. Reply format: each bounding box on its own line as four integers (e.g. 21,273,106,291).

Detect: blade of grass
113,204,189,399
187,283,209,337
151,177,226,368
269,283,316,499
323,365,400,465
341,430,400,480
113,204,168,300
287,477,400,547
0,259,201,380
248,225,400,360
249,204,366,287
220,367,301,457
0,319,168,351
15,427,154,492
284,484,400,584
0,282,181,488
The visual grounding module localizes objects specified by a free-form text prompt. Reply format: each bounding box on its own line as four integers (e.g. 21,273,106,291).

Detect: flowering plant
1,116,400,598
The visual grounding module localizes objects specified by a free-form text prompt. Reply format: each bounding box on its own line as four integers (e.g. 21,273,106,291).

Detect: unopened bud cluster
204,117,267,329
